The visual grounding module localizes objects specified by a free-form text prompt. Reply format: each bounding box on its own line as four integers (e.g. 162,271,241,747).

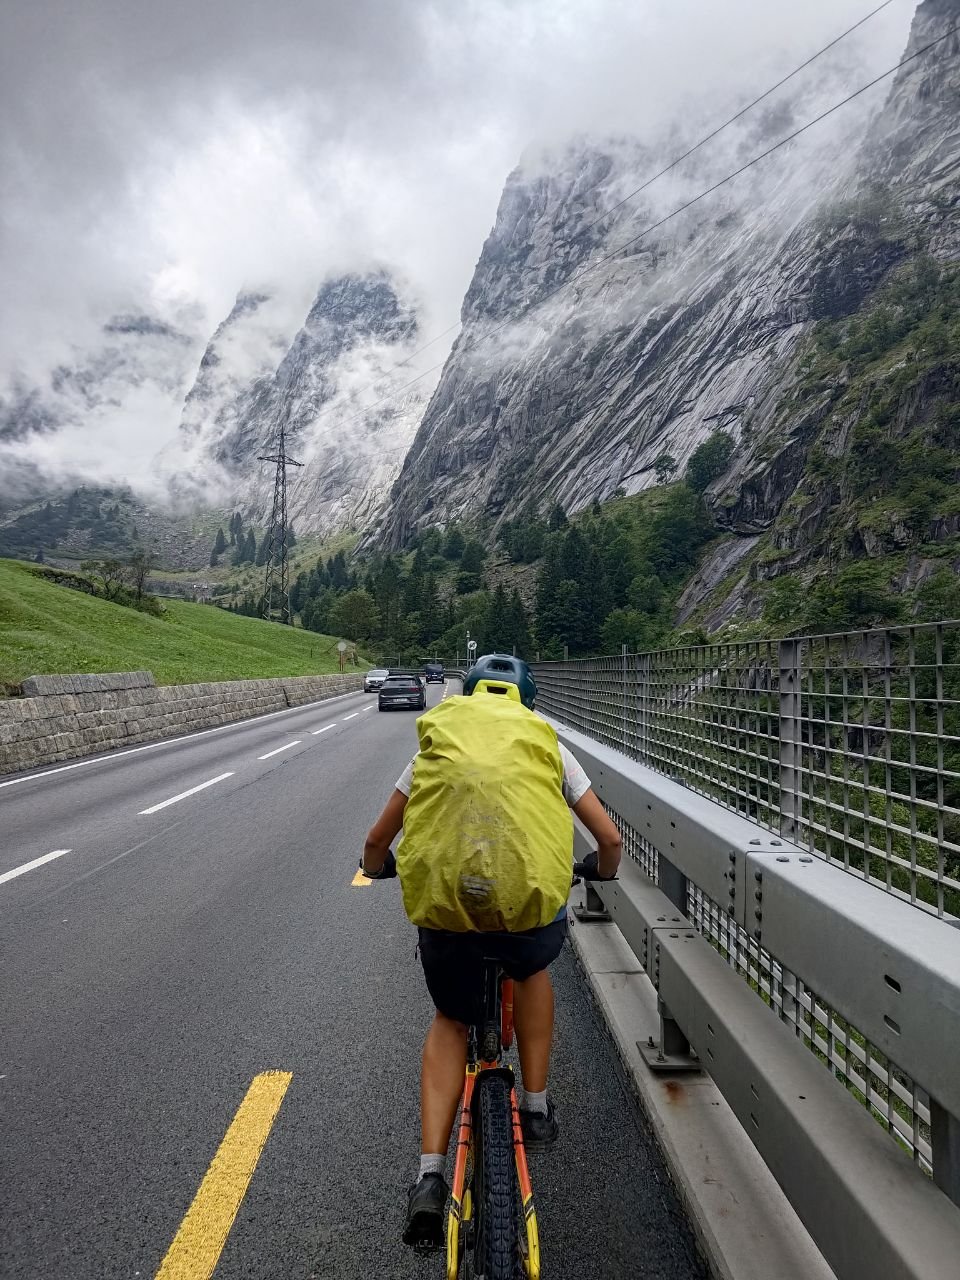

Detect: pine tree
534,538,565,648
403,550,426,615
486,583,510,651
581,546,612,653
443,525,466,560
375,556,403,640
328,551,349,590
456,540,485,594
507,588,532,657
685,432,734,493
213,527,227,555
547,501,568,531
419,573,441,646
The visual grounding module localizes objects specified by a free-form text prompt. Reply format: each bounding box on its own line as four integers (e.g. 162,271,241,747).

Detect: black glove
573,850,617,881
360,851,397,880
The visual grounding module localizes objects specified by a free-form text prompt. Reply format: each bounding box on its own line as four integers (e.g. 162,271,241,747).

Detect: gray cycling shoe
520,1099,559,1151
402,1172,448,1252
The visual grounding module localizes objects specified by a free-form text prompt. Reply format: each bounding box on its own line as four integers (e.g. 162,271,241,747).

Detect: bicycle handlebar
360,851,615,884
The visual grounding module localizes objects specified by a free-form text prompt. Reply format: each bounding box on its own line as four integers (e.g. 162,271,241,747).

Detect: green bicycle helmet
463,653,538,709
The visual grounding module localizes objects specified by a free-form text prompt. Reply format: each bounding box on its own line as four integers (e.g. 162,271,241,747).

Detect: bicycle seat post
479,957,502,1065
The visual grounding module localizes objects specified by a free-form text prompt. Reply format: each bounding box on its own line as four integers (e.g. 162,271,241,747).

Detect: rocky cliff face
174,273,430,537
379,0,958,577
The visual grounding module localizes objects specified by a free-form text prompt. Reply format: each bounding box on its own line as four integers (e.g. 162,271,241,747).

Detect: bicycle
444,957,540,1280
361,858,606,1277
360,862,541,1279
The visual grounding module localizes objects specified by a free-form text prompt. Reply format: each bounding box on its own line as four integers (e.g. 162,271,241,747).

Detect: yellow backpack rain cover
397,694,573,932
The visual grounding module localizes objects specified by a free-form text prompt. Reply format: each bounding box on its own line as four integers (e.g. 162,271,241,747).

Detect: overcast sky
0,0,916,496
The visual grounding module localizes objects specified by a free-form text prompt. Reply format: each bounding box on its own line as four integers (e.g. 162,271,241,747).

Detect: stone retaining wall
0,671,363,776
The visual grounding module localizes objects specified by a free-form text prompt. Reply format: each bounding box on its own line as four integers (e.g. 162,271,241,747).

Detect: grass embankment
0,558,358,686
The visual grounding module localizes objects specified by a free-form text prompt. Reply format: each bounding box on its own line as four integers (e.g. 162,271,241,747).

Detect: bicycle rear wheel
472,1072,523,1279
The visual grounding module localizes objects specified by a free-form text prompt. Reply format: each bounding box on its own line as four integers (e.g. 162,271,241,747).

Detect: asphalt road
0,681,704,1279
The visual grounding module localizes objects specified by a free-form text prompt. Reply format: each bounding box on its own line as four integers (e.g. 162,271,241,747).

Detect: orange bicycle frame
445,970,540,1279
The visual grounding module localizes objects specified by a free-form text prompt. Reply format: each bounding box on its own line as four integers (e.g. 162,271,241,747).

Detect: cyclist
361,653,622,1252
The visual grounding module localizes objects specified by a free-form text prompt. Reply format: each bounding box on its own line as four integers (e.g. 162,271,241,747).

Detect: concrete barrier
0,671,364,776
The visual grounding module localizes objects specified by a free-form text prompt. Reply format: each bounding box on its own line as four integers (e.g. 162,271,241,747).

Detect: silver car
364,668,390,692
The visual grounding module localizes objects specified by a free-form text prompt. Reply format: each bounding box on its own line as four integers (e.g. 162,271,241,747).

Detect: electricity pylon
257,422,303,624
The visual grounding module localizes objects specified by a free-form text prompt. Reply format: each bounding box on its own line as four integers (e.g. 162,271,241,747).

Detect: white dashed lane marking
256,742,301,761
140,773,234,815
0,849,72,887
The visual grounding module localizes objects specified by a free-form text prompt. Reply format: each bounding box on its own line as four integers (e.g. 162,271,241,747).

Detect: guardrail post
637,652,650,764
639,854,699,1072
621,644,628,751
778,638,803,842
932,1099,960,1208
563,645,569,725
573,880,611,922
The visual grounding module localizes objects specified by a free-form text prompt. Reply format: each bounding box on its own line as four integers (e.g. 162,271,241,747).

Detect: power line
296,0,900,436
557,0,900,249
328,20,957,443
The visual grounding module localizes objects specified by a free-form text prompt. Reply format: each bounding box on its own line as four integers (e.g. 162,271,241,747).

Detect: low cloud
0,0,917,501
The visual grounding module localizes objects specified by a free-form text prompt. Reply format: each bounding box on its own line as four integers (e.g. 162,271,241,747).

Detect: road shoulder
567,890,837,1280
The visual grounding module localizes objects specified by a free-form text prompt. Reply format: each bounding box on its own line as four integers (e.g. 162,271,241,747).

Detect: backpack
396,694,573,932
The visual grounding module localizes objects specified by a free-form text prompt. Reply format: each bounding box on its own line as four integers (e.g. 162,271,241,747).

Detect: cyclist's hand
360,851,397,880
573,849,618,881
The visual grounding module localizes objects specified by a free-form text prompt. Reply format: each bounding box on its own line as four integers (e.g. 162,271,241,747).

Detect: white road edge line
0,690,365,791
0,848,72,887
257,741,301,761
139,772,234,815
311,725,337,736
342,713,359,721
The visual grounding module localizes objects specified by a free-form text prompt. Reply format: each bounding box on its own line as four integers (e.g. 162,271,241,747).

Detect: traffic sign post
337,640,347,672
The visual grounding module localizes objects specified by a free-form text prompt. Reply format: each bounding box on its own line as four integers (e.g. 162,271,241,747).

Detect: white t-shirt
395,743,591,806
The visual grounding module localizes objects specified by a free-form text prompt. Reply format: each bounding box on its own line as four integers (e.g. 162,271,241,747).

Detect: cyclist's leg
404,927,484,1250
417,927,482,1152
421,1011,468,1154
512,968,554,1093
496,916,567,1146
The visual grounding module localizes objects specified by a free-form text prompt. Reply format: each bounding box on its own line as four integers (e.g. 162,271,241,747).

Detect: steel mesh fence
535,622,960,920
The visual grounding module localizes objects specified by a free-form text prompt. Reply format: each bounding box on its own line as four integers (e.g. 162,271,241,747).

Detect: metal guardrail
534,623,960,921
557,723,960,1280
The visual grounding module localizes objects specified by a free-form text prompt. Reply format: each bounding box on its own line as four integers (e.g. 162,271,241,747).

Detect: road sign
337,641,348,652
467,640,477,653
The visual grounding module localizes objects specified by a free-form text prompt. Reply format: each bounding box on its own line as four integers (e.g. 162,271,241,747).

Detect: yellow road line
155,1070,292,1280
351,868,371,886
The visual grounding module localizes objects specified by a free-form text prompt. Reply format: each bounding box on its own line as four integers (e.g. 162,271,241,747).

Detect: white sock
524,1088,549,1116
419,1153,445,1181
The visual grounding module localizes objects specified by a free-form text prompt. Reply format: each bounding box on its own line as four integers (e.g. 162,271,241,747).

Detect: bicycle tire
472,1073,522,1280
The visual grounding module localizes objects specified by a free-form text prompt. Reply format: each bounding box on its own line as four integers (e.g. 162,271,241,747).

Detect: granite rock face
378,1,958,560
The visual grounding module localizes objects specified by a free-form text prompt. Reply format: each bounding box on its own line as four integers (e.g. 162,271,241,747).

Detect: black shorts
417,916,568,1025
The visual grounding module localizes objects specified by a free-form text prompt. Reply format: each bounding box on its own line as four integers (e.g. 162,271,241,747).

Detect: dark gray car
378,674,427,711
